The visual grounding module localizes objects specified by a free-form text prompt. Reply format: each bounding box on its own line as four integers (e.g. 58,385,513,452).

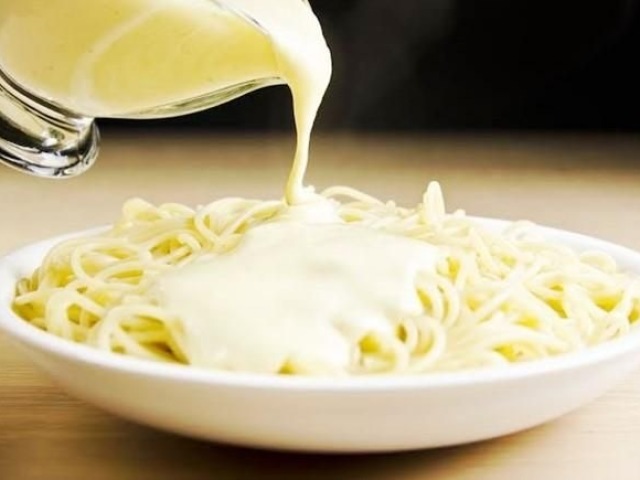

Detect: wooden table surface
1,132,640,479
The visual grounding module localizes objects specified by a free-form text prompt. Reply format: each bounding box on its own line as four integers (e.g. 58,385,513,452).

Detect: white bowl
1,221,640,453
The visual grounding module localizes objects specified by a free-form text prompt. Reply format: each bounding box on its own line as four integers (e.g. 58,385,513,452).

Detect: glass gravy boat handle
0,70,99,178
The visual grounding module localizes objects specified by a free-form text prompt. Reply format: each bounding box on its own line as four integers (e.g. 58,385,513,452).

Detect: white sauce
155,220,437,373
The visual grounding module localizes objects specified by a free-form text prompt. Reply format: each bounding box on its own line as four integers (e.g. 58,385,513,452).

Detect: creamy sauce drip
222,0,333,203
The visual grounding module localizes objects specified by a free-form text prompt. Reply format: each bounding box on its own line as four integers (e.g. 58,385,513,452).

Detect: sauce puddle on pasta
12,1,640,375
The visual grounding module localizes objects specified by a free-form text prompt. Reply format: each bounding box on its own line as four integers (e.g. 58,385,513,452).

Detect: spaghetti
13,182,640,375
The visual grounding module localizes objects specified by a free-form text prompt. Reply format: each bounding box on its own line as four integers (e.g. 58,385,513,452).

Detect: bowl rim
1,220,640,392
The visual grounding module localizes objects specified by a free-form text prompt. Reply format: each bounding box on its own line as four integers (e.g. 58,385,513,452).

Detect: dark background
104,0,640,133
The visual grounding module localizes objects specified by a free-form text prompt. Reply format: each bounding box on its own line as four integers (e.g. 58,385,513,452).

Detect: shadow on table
1,409,523,480
62,418,525,480
103,425,492,480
